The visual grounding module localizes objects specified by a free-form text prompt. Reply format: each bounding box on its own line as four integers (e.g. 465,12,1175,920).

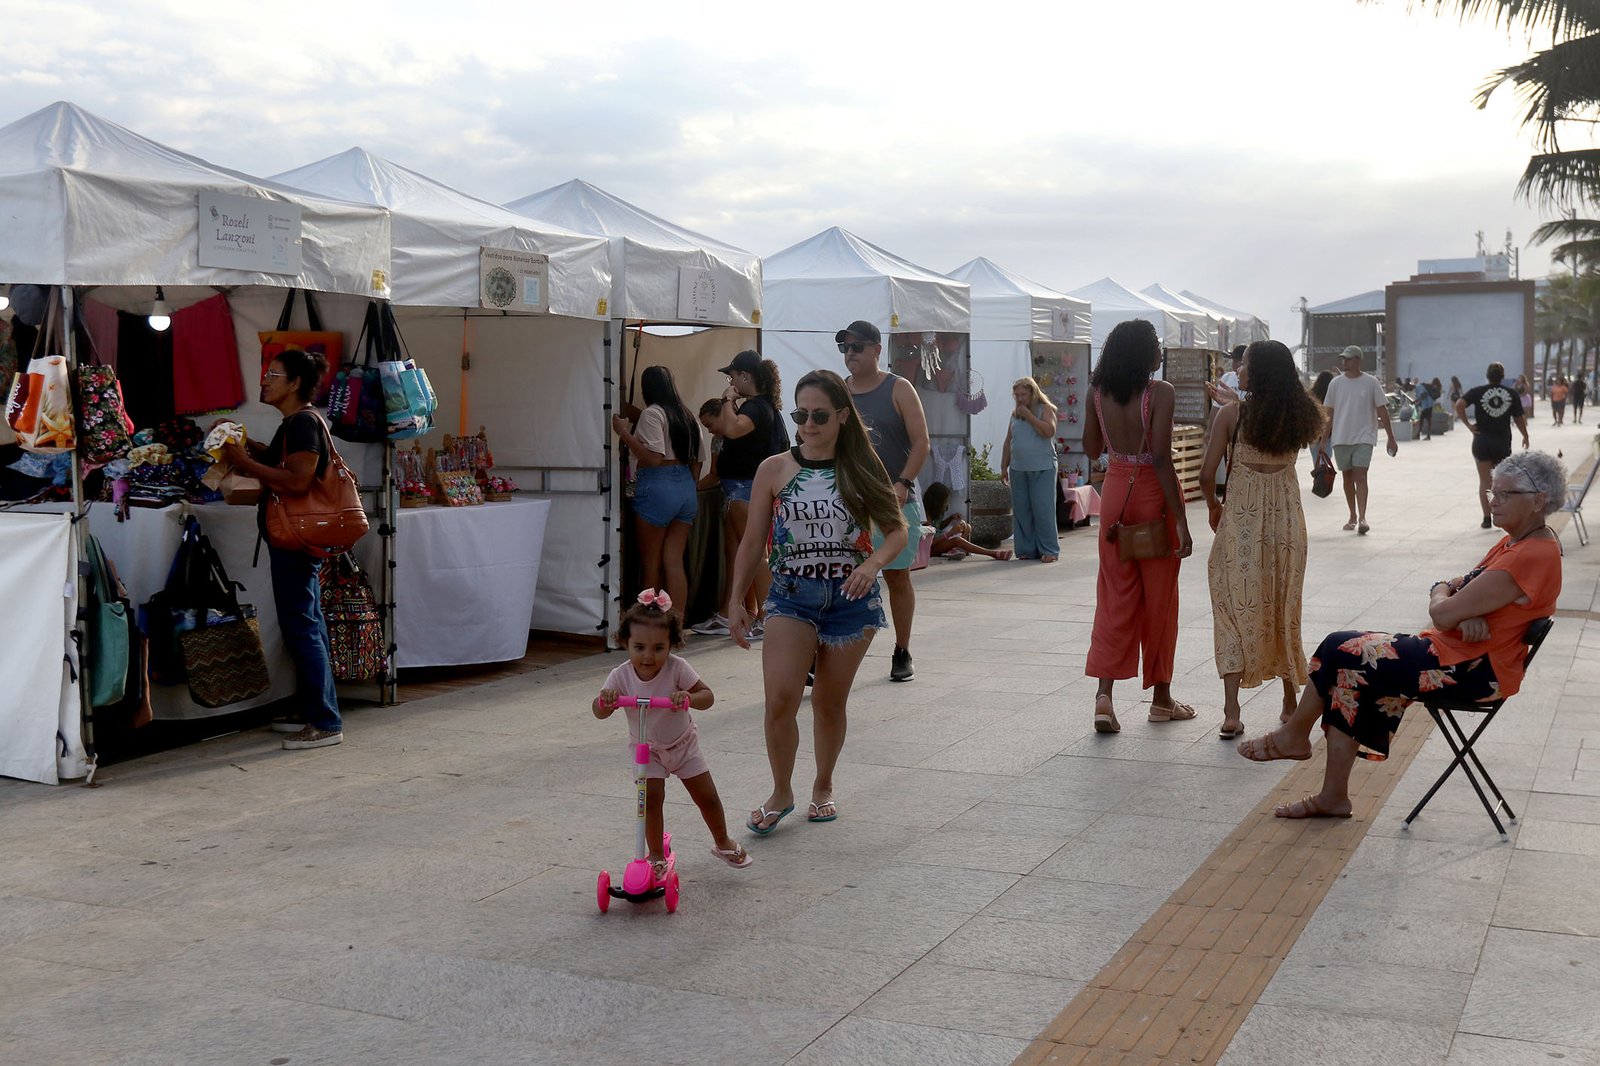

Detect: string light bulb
0,284,10,312
148,286,172,332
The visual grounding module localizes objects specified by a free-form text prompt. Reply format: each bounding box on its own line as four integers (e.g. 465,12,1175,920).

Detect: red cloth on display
172,294,244,415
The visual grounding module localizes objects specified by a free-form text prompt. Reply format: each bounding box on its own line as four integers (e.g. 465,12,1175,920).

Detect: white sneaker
747,622,764,643
689,614,731,635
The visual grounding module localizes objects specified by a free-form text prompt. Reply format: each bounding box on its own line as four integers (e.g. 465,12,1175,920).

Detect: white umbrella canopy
0,101,389,295
949,256,1089,342
505,179,760,326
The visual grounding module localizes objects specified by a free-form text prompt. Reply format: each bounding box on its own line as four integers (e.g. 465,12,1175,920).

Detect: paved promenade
2,421,1597,1065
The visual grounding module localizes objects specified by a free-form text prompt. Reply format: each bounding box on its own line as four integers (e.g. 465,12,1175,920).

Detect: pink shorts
646,720,710,780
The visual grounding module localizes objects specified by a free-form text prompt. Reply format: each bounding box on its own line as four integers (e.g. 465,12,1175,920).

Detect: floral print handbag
77,360,135,465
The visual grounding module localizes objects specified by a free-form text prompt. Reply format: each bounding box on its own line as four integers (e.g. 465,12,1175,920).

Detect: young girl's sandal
711,843,754,869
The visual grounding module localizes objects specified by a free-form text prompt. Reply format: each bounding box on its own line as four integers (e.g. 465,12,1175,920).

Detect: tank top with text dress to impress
767,448,875,580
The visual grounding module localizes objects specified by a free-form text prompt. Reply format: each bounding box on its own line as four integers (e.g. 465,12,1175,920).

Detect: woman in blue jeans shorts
614,365,702,622
727,369,908,833
1001,376,1061,561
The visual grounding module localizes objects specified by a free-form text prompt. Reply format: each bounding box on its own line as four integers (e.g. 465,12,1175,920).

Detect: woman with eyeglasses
726,369,907,834
613,365,702,621
1237,450,1564,819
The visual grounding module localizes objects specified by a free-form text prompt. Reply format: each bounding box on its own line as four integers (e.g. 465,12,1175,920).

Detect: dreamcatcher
955,369,988,415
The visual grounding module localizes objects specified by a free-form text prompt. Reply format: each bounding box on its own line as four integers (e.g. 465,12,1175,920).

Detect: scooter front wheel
664,872,680,913
597,871,611,914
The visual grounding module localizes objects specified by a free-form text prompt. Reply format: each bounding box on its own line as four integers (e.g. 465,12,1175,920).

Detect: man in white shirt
1321,345,1398,535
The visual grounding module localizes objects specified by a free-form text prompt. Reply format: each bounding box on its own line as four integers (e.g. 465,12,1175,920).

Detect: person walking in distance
1572,373,1589,424
839,320,929,683
1455,361,1531,529
1321,345,1398,535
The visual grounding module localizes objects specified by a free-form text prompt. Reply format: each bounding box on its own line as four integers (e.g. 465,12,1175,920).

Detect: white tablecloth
391,498,550,668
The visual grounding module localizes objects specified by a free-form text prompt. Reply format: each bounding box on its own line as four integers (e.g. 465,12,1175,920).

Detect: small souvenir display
434,470,484,507
395,444,431,506
483,475,517,501
424,427,502,505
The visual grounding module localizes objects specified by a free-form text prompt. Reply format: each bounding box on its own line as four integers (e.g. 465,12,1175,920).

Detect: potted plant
966,444,1012,549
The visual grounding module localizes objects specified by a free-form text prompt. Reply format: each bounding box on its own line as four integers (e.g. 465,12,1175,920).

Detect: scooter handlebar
599,694,683,711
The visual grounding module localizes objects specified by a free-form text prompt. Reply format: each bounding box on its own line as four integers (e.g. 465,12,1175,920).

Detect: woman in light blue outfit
1001,377,1061,562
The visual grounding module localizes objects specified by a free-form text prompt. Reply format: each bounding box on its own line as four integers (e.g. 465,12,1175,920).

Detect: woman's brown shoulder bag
265,411,370,559
1098,389,1172,563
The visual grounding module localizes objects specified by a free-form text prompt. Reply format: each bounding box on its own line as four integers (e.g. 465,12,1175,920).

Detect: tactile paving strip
1015,711,1434,1066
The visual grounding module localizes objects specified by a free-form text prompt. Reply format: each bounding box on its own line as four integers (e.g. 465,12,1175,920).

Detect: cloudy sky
2,0,1558,338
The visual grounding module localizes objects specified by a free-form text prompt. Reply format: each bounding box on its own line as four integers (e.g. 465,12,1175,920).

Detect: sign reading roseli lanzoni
197,190,302,275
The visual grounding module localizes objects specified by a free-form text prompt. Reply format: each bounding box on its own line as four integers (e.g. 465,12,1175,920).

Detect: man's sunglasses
837,341,865,355
791,407,843,426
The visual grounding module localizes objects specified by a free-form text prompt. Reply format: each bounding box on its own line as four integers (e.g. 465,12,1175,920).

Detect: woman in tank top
726,369,908,834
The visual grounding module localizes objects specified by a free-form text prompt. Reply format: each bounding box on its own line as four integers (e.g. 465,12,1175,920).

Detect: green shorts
1333,443,1373,471
873,496,924,571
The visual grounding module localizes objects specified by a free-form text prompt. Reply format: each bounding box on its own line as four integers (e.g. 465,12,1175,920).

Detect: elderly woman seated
1237,450,1565,818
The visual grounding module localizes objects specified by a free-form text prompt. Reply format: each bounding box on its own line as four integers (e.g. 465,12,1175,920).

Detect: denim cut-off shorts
764,571,887,648
720,477,755,509
633,465,697,527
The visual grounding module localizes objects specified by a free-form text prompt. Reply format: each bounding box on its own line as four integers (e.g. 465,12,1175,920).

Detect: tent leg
382,441,397,705
62,285,97,783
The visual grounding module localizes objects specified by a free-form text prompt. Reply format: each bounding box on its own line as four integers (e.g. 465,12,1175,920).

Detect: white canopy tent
1179,289,1270,346
947,257,1090,461
1143,283,1227,351
1067,278,1195,357
764,228,971,505
0,102,392,782
273,149,616,642
505,180,761,637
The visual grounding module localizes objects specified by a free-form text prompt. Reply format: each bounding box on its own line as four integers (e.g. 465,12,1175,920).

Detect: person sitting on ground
923,481,1013,561
1235,450,1564,818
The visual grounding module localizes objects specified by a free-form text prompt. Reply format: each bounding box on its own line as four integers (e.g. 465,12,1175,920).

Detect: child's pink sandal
711,843,753,869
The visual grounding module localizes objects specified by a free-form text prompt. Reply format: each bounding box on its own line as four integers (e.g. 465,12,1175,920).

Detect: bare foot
1274,794,1352,819
1236,729,1313,762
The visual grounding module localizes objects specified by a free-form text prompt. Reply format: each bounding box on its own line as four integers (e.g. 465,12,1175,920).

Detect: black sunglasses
791,407,842,426
837,341,865,355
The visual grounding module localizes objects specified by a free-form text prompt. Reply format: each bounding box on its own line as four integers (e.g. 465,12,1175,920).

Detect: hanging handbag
173,522,270,708
75,310,135,464
321,552,386,681
1311,452,1336,498
326,302,387,443
6,290,77,454
377,304,437,441
140,516,248,683
265,411,370,558
1096,389,1172,563
259,289,342,403
83,535,135,708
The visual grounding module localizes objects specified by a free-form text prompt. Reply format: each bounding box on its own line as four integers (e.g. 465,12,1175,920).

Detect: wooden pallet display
1172,424,1205,501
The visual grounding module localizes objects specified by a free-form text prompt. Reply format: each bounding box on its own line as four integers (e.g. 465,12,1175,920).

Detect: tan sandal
1275,795,1352,819
1148,700,1197,722
1093,693,1120,734
1236,732,1313,763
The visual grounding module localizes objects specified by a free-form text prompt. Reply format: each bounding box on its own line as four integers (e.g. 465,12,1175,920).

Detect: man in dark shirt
1455,361,1530,529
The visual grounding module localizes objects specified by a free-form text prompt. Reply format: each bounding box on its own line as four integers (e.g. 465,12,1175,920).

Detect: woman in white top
613,365,702,620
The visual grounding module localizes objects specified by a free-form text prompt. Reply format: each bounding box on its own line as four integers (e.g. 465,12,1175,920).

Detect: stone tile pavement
1,421,1597,1064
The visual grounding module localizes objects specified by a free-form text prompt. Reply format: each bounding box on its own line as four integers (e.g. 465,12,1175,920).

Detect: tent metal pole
62,284,96,782
602,318,619,647
382,439,397,705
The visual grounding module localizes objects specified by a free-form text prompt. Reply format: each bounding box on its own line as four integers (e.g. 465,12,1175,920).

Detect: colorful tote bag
321,552,386,681
377,303,435,440
6,290,77,454
326,302,386,443
259,288,342,403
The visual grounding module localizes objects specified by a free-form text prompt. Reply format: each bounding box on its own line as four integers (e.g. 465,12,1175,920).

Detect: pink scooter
596,694,681,914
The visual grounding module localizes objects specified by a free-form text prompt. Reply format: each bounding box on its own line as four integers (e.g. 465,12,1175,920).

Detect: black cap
835,320,881,346
718,349,762,375
1230,345,1246,362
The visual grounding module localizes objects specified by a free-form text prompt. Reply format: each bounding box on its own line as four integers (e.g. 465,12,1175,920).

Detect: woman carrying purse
221,348,343,750
1081,319,1194,734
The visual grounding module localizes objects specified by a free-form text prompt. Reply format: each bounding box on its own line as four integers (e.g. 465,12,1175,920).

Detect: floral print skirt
1310,631,1499,759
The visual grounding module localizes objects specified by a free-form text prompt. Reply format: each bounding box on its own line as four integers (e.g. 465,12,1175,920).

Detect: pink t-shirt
603,655,700,747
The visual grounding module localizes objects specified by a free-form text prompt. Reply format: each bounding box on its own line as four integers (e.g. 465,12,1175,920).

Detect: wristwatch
895,477,915,490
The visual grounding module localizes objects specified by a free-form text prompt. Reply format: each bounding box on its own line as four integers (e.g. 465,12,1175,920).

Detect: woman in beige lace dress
1200,341,1326,738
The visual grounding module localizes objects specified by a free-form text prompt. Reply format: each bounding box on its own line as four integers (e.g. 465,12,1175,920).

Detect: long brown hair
1239,341,1324,454
794,369,906,536
1012,376,1055,414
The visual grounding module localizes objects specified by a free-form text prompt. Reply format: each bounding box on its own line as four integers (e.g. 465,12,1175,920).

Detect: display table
391,497,550,668
1059,483,1101,523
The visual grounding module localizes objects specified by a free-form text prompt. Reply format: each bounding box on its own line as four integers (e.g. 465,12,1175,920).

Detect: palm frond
1530,216,1600,243
1397,0,1600,38
1473,33,1600,144
1515,149,1600,207
1548,237,1600,266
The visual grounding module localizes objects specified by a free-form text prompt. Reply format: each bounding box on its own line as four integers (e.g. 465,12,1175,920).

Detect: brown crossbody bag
1099,390,1171,562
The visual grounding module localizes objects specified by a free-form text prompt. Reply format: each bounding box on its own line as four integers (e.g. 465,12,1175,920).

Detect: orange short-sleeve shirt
1423,533,1561,697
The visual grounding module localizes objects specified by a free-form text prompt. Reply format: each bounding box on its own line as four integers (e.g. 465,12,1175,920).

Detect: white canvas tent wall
0,101,392,781
1178,290,1270,345
505,180,761,639
1066,278,1190,358
273,149,615,639
1143,283,1226,351
947,257,1090,460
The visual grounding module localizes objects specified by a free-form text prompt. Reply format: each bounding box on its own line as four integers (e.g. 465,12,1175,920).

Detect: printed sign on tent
1051,308,1074,341
479,248,550,312
1179,321,1195,348
678,267,719,321
197,191,302,275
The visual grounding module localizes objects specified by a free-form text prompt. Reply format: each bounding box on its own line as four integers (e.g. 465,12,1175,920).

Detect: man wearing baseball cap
838,319,929,682
1321,345,1398,535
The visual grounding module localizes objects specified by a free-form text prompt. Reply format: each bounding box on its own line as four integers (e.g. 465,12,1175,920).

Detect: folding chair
1402,617,1554,838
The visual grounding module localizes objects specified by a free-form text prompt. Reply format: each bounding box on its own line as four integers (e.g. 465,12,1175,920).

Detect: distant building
1307,290,1383,376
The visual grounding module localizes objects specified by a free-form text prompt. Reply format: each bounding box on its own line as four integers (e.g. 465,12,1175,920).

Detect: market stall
763,227,971,509
1066,277,1202,357
0,102,391,780
273,149,613,655
1178,289,1270,346
504,179,761,638
1144,283,1229,352
947,257,1092,483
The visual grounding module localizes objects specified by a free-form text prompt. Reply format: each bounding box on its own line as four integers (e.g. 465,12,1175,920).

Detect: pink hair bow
637,588,673,611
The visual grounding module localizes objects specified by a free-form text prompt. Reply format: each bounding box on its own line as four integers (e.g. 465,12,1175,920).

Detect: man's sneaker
282,725,343,750
270,715,307,734
890,646,914,682
689,614,731,635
